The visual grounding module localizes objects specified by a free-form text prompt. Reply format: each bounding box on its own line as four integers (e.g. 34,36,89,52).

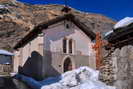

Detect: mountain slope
0,0,116,51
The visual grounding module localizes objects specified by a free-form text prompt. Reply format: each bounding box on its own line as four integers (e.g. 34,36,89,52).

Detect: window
69,39,73,53
63,38,74,54
63,38,67,53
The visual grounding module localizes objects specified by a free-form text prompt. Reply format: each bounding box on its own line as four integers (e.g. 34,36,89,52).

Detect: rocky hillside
0,0,116,51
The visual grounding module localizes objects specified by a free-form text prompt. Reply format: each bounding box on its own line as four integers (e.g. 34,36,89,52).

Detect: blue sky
18,0,133,21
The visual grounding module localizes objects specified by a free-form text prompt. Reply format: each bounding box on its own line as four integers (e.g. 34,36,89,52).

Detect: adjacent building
0,49,14,75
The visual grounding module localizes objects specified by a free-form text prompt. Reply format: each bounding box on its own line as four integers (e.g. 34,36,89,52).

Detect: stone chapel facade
13,14,96,80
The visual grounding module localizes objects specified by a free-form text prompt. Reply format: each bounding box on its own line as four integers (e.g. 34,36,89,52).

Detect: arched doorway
63,57,73,72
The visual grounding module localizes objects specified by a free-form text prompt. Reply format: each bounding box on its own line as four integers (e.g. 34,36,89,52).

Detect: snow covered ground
114,17,133,29
15,67,116,89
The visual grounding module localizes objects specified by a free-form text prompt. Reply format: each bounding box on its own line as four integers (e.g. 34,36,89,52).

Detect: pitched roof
14,13,96,50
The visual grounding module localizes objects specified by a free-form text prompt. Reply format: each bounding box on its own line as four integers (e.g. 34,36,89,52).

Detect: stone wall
100,45,133,89
99,48,115,85
113,46,133,89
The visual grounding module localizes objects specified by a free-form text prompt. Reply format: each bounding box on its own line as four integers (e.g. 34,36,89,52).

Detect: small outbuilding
0,49,14,74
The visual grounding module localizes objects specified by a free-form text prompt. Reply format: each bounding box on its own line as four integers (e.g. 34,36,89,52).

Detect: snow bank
15,67,116,89
114,17,133,29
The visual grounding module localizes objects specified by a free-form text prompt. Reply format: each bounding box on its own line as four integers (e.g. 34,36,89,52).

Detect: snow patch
114,17,133,29
104,30,113,37
0,5,7,9
0,49,14,56
15,67,116,89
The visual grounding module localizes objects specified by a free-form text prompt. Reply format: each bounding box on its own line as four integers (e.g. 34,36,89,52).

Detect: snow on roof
104,30,113,37
0,49,14,56
15,66,116,89
114,17,133,29
0,5,7,9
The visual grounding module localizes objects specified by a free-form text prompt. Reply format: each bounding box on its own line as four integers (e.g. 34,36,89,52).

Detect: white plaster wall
14,36,44,72
21,36,43,65
13,51,21,72
21,43,30,66
43,21,95,56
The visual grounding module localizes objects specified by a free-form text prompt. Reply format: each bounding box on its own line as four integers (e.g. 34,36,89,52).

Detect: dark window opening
69,39,73,53
66,24,70,29
63,38,67,53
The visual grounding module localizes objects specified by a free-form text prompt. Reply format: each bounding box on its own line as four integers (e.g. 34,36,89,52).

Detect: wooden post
92,32,104,69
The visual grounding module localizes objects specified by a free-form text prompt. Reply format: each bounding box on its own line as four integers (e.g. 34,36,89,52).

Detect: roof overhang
14,13,96,50
105,23,133,48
